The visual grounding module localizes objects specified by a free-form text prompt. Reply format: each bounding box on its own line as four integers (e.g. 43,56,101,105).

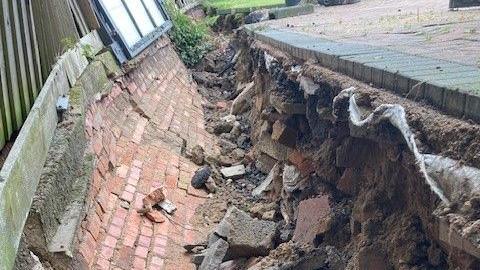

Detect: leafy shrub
166,1,214,67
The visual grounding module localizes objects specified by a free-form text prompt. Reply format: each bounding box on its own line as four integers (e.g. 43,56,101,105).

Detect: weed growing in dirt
166,1,215,67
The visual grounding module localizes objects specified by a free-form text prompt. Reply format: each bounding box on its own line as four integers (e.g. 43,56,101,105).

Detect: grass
203,0,285,10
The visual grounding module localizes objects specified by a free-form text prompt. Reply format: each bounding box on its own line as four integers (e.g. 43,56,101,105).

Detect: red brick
103,234,117,248
133,159,143,168
108,225,123,238
141,226,153,237
78,233,96,267
137,235,151,247
150,257,165,268
215,101,228,110
133,257,146,269
164,175,178,188
123,233,137,247
120,191,134,202
130,167,141,180
93,139,103,155
187,185,209,198
111,176,125,196
183,229,198,245
154,235,168,247
153,245,167,257
111,216,125,227
114,246,134,269
86,213,102,240
128,177,139,186
115,207,128,220
165,165,179,176
100,245,115,259
145,210,166,223
96,188,110,213
287,150,315,176
292,196,331,245
117,165,129,178
125,184,136,193
96,257,111,270
135,246,149,258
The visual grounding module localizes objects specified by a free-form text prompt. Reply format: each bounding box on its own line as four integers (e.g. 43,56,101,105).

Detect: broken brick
145,210,166,223
293,196,332,245
271,120,297,148
287,150,315,176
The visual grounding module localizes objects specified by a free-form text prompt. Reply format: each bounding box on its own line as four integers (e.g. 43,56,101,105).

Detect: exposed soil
184,29,480,270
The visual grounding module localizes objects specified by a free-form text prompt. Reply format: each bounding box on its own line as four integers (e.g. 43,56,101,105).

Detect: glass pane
99,0,141,47
143,0,166,27
124,0,155,36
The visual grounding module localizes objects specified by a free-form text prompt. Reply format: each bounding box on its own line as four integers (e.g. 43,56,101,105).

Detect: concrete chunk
199,238,229,270
220,206,277,259
221,165,246,179
158,200,176,214
231,81,255,115
252,162,282,197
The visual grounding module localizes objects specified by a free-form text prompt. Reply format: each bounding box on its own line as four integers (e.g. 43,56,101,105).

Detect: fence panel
0,0,93,151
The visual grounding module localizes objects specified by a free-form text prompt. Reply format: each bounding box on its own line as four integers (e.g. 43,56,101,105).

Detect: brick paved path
75,38,217,270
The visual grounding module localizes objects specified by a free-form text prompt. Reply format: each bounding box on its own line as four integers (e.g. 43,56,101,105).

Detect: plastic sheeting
335,88,452,204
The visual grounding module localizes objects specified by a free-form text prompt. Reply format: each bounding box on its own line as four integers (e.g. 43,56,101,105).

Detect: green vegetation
203,0,284,9
166,1,215,67
81,44,95,61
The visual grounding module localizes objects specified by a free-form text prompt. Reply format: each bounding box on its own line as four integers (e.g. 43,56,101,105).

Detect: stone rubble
292,196,332,245
191,166,212,189
158,200,176,215
199,238,229,270
189,145,206,165
220,165,246,179
179,30,480,270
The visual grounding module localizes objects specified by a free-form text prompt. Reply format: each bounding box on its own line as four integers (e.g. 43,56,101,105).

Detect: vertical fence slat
69,0,89,37
76,0,100,30
11,0,31,116
32,0,80,80
0,1,12,142
28,0,42,93
19,0,38,104
2,0,23,131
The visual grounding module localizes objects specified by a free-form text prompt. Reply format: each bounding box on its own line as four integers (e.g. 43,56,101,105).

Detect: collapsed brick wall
75,37,216,269
235,32,480,269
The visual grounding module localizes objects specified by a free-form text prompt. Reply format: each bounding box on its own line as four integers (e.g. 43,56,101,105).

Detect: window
94,0,171,62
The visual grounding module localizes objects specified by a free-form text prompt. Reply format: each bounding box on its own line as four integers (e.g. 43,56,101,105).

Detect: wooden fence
0,0,97,151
